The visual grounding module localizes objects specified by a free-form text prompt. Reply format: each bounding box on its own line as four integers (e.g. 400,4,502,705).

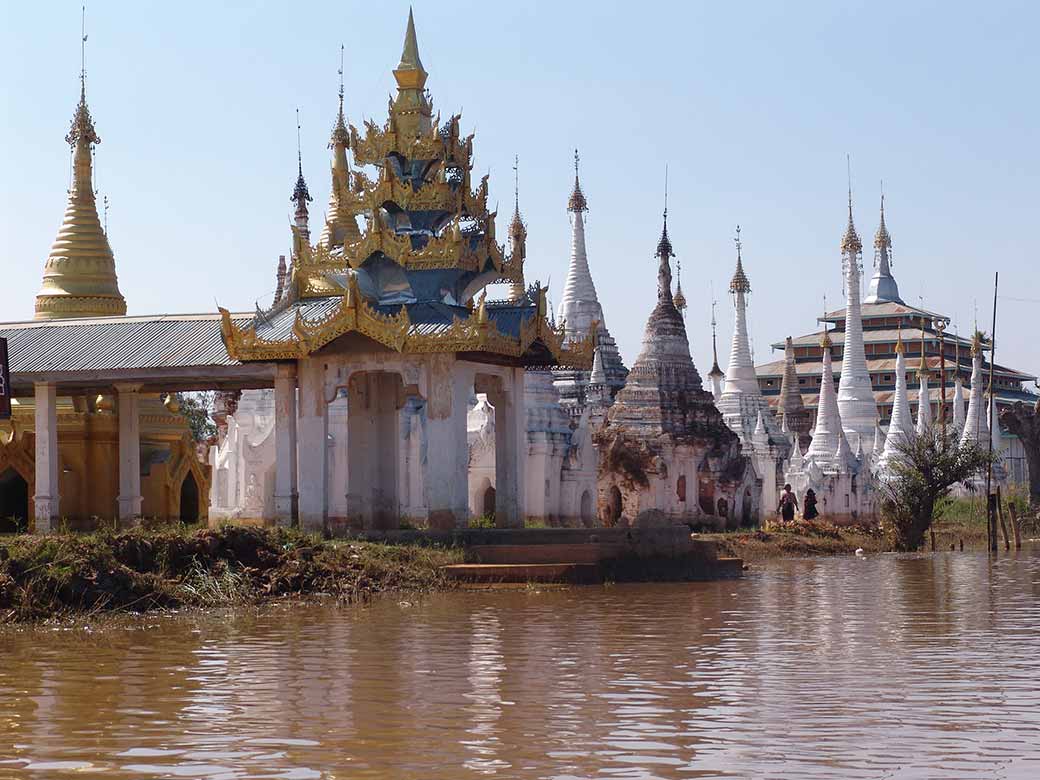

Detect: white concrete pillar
116,383,144,523
274,363,298,527
297,357,328,534
492,368,527,528
425,360,472,529
33,382,60,532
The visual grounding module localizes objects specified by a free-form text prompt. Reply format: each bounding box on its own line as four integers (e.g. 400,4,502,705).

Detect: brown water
3,551,1040,779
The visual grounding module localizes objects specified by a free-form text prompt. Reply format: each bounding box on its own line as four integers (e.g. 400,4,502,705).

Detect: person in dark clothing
803,488,819,520
777,483,799,523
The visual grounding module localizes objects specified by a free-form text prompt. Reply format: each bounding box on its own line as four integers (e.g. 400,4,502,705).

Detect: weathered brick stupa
594,209,757,528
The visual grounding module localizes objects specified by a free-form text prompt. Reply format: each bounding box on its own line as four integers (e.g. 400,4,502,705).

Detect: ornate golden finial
508,154,526,242
476,289,488,324
841,154,863,255
329,44,349,147
292,108,312,209
390,9,431,137
895,323,904,354
708,300,723,375
394,7,427,88
567,148,588,212
729,224,751,294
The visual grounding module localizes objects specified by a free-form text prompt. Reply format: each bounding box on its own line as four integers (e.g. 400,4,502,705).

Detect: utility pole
985,272,999,553
935,318,947,439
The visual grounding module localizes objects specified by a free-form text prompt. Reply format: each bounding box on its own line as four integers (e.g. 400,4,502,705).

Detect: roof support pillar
297,357,328,534
33,381,60,532
116,383,143,523
424,359,472,529
273,363,298,527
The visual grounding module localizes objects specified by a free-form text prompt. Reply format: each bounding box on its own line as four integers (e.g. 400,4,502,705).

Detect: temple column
425,359,471,529
297,357,328,534
491,368,526,528
116,383,143,524
33,382,60,532
274,363,298,527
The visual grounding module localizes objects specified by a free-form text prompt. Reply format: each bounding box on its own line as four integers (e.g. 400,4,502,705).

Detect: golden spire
507,155,527,301
35,10,126,320
391,8,432,138
329,43,349,148
895,323,904,354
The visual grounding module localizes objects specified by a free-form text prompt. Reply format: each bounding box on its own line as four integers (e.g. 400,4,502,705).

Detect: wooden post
959,538,964,552
987,492,998,553
997,486,1010,551
1008,502,1022,550
930,529,936,551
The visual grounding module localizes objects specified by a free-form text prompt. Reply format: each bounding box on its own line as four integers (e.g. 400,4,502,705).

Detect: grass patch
0,524,462,623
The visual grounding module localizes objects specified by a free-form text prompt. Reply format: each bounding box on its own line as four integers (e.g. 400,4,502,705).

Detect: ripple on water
2,551,1040,778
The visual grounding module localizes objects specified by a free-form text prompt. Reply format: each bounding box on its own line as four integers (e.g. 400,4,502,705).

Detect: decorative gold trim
219,281,594,369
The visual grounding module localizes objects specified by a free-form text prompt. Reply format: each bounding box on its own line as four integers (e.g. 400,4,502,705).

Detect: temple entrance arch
180,472,200,524
473,371,524,528
716,497,728,519
698,461,716,515
346,370,405,530
742,488,753,526
482,485,496,519
580,489,593,527
0,468,29,533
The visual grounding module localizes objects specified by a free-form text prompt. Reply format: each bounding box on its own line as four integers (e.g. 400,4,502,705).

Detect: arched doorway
607,485,623,526
716,497,728,519
742,488,753,526
482,485,496,520
698,461,715,515
580,490,593,527
180,472,200,524
0,468,29,533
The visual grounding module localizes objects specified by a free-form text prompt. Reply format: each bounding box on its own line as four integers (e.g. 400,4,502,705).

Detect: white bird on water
855,548,866,557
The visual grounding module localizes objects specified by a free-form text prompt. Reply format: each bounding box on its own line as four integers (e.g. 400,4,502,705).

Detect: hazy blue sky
2,1,1037,376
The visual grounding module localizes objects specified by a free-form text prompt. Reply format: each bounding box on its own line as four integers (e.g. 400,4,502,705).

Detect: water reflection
2,551,1040,778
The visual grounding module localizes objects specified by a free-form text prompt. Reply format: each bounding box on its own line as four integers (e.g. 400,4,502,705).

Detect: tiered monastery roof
220,12,592,370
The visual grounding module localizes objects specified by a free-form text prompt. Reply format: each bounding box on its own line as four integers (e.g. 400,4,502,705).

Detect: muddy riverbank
0,525,462,623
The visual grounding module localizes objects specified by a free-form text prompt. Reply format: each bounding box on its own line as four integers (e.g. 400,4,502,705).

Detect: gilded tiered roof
221,11,590,370
35,80,127,319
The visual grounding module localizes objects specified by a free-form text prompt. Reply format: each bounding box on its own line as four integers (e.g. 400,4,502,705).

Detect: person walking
803,488,819,521
777,483,799,523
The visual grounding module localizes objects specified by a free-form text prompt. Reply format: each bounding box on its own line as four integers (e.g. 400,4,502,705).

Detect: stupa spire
708,300,724,400
291,108,313,240
952,335,966,432
557,149,604,339
320,45,361,249
960,332,991,447
390,8,432,138
865,186,903,304
805,327,842,468
879,326,915,473
836,169,879,449
916,322,932,434
722,226,759,397
605,211,704,436
778,335,810,447
35,13,126,319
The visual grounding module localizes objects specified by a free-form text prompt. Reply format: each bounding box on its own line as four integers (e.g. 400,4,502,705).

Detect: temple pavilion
755,195,1036,483
0,11,592,533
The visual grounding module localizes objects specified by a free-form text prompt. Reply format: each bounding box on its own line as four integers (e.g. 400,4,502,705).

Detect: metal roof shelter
0,313,276,395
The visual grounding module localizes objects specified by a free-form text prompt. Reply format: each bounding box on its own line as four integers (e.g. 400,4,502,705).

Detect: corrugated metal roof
0,313,250,373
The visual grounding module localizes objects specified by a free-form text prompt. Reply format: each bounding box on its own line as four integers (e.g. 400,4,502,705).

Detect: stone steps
464,543,624,565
